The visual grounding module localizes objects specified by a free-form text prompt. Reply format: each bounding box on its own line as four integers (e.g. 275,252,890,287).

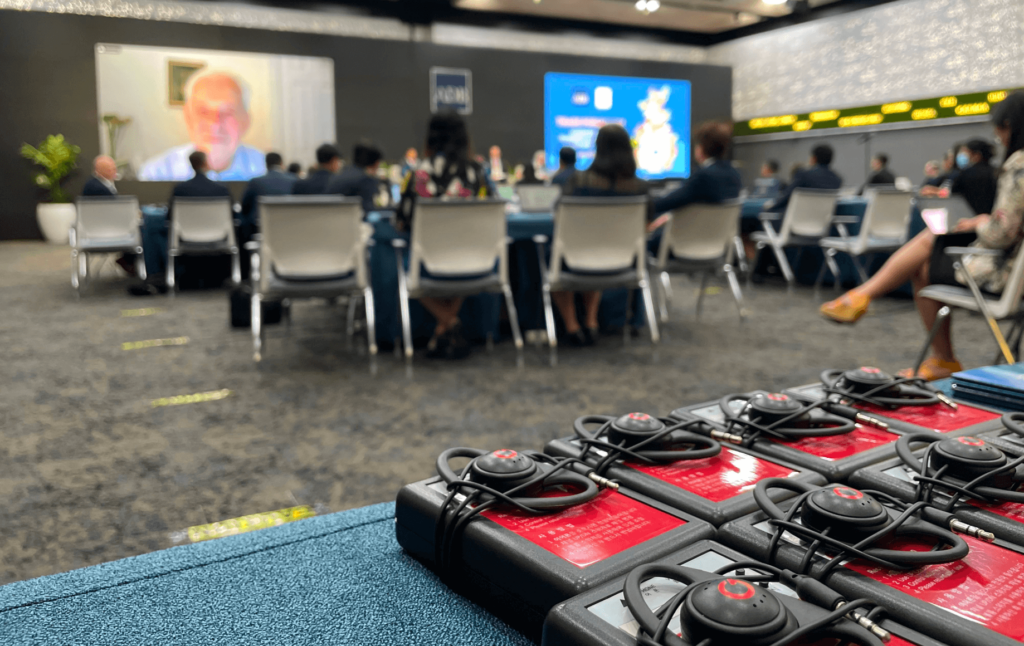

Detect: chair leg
724,263,745,321
346,296,358,351
71,248,80,292
748,243,765,288
850,253,870,285
658,271,671,324
135,249,147,282
503,284,524,352
363,286,378,356
166,253,176,292
770,242,796,286
733,236,749,275
696,270,710,320
813,257,828,293
639,270,660,344
231,249,242,286
823,250,843,293
252,292,264,362
541,281,558,357
80,252,89,284
395,250,414,361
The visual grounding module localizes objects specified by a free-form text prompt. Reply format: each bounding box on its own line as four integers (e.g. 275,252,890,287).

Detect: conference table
141,195,893,348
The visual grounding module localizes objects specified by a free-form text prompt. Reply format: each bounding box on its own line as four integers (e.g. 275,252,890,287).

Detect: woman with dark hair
555,124,649,346
821,91,1024,379
397,111,492,359
950,138,998,215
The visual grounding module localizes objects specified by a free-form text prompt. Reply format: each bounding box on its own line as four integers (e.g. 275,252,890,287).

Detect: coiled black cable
754,479,968,583
622,558,883,646
573,411,721,476
718,392,856,443
820,367,949,409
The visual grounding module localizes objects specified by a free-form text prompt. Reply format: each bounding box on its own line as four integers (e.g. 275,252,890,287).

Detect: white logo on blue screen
595,86,613,111
571,88,589,106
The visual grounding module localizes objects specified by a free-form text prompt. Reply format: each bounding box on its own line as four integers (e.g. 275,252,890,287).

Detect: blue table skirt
141,207,642,348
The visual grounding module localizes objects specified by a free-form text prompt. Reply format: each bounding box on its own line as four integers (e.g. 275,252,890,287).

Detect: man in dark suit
550,147,577,187
651,121,742,220
861,153,896,193
324,141,382,214
768,144,843,214
169,151,232,210
239,151,296,243
293,144,341,194
82,155,119,197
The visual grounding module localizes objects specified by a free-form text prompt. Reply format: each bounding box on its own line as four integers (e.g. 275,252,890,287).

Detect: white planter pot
36,203,77,245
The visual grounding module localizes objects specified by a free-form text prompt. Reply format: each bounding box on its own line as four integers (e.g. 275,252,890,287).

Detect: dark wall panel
0,11,730,240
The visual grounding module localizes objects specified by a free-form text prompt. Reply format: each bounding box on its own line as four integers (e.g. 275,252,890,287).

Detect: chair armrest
391,238,407,249
944,247,1001,257
243,241,260,252
832,216,859,224
533,234,549,244
758,212,781,221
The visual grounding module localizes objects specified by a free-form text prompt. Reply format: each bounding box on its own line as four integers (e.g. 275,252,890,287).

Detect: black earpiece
573,411,721,474
895,432,1024,505
719,391,856,440
820,367,951,408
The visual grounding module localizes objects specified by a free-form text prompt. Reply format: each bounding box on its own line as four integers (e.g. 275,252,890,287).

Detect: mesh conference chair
71,196,145,292
393,198,522,362
816,189,913,288
249,195,375,362
650,200,745,323
517,185,562,213
167,197,240,291
751,188,840,287
916,247,1024,366
536,195,658,362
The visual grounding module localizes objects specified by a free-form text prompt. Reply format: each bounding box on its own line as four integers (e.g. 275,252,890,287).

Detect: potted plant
21,134,81,244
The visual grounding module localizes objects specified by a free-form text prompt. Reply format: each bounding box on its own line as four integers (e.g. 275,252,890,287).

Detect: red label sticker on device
481,490,684,568
770,424,898,460
624,447,795,502
856,402,999,432
967,499,1024,523
845,535,1024,640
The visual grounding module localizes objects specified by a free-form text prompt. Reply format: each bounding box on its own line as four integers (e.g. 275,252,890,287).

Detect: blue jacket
653,159,742,215
81,176,116,197
769,164,842,213
240,169,297,222
292,169,335,195
324,166,380,214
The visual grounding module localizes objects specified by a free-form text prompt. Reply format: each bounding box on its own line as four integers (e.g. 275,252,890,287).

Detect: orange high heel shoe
820,290,870,324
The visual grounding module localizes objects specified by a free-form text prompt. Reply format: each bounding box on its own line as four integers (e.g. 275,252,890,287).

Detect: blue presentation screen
545,72,691,180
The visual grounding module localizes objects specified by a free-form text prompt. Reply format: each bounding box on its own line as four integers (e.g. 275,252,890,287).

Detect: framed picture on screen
167,61,206,106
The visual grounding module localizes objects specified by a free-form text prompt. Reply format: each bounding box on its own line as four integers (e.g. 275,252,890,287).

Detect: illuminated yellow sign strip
912,108,937,120
793,121,812,132
838,113,884,128
749,115,797,129
809,110,840,122
881,101,911,114
123,336,189,351
120,307,161,317
187,506,317,543
989,91,1008,103
151,389,231,408
955,102,990,116
939,96,958,108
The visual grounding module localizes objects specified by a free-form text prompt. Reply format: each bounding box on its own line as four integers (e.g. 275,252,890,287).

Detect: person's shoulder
1004,150,1024,171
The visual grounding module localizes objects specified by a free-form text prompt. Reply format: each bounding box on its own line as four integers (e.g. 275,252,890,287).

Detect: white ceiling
453,0,843,34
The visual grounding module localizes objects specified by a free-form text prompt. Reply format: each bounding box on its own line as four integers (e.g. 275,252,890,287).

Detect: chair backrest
550,195,649,279
408,199,508,283
517,185,562,213
860,189,914,242
778,188,840,242
172,197,235,244
75,196,140,242
994,241,1024,316
259,196,366,288
657,200,742,266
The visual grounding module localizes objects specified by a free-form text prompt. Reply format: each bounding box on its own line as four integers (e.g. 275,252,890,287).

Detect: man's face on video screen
184,74,251,171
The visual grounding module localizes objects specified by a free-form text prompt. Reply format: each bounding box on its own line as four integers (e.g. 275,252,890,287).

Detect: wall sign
430,67,472,115
734,87,1020,137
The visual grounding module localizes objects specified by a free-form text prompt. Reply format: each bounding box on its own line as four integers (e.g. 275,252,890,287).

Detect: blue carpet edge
0,501,397,613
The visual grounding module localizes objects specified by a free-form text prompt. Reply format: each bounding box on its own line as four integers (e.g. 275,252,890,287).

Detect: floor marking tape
123,336,189,351
151,388,231,408
120,307,162,317
184,506,317,543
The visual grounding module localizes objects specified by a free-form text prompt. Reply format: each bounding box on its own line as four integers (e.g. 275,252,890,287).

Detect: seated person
517,164,543,186
767,144,843,214
397,112,491,360
921,144,962,190
750,159,785,198
325,141,383,213
169,151,232,205
286,162,302,177
293,144,341,194
860,153,896,194
550,147,576,187
820,92,1024,380
922,159,942,185
239,152,296,245
950,138,998,215
558,124,649,347
82,155,119,196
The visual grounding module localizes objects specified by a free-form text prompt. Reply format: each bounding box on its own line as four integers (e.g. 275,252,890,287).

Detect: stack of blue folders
951,364,1024,411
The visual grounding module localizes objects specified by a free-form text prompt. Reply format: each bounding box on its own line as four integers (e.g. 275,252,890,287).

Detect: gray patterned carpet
0,241,999,585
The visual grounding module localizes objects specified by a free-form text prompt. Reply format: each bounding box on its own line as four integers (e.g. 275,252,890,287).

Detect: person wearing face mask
949,139,998,215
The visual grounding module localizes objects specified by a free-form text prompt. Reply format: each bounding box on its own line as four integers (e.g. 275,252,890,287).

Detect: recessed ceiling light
635,0,660,12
